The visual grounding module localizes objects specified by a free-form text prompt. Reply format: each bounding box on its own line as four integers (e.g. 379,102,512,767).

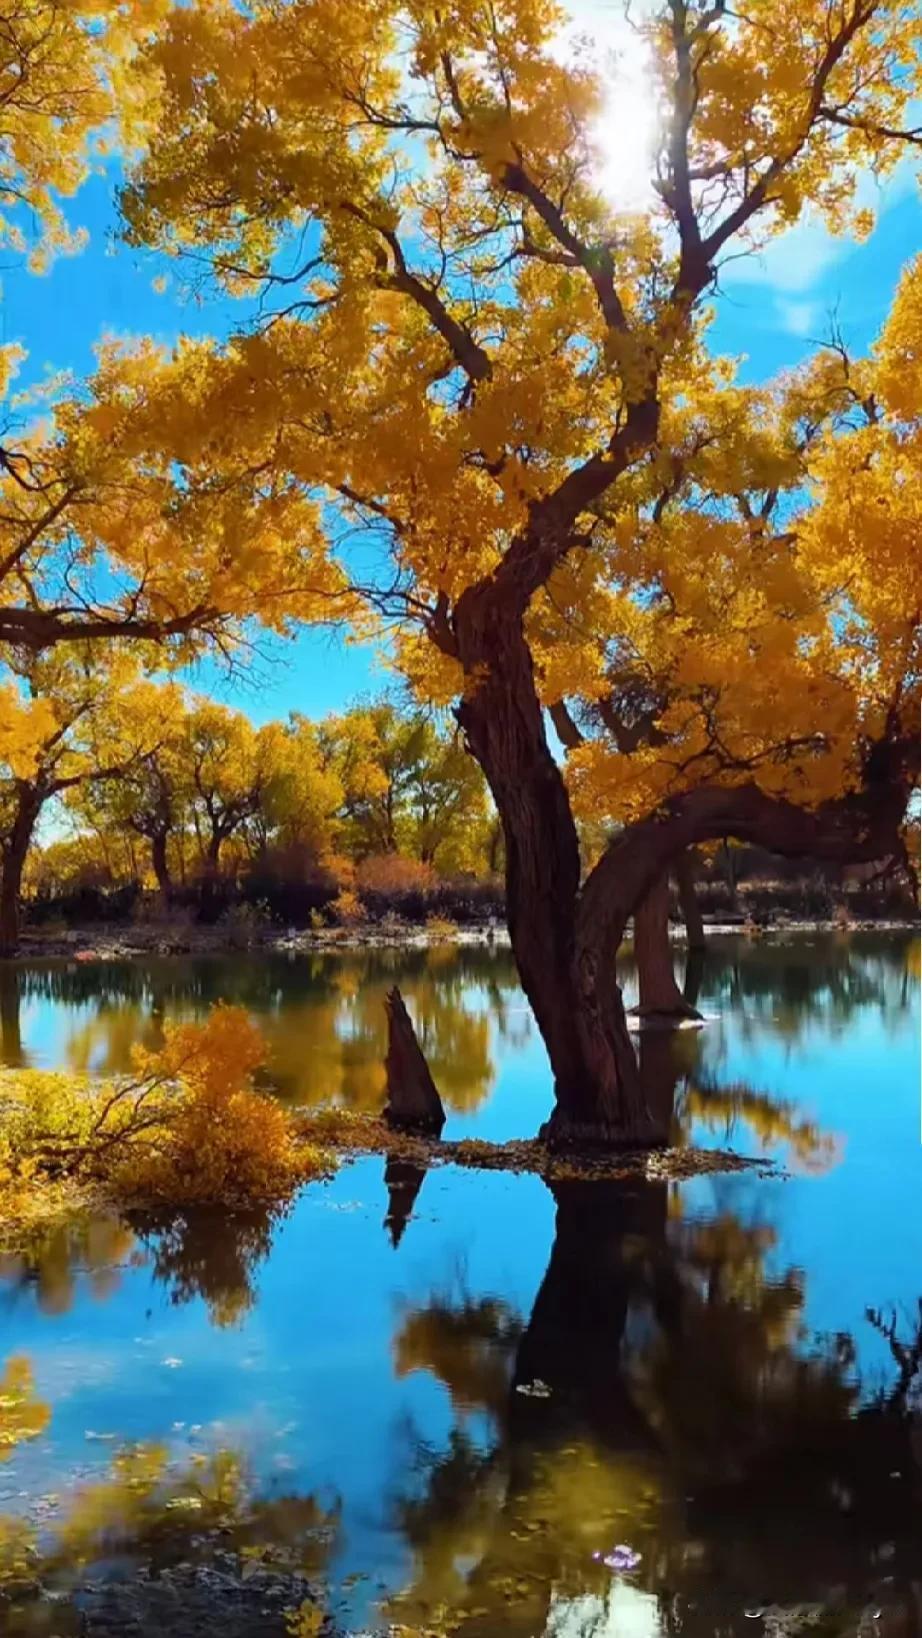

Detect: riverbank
4,913,917,964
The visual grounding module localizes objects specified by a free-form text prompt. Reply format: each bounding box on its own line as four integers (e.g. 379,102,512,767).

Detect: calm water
0,932,920,1635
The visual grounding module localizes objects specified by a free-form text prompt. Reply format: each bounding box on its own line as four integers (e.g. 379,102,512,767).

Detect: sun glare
559,1,660,211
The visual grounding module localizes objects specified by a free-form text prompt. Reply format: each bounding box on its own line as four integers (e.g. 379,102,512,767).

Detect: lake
0,931,919,1636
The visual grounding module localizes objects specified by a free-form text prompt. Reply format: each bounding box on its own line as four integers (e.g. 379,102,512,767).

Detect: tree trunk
0,795,39,957
675,848,705,949
630,873,702,1024
150,831,173,902
453,591,656,1150
382,986,446,1134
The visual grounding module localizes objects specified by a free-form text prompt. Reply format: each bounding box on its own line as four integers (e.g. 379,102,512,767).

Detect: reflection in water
133,1205,279,1329
0,945,526,1114
3,933,914,1118
390,1176,921,1637
0,1429,340,1636
0,933,918,1634
0,1216,137,1317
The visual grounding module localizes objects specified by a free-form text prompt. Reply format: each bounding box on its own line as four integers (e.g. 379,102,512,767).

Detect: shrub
217,899,274,948
356,853,435,896
0,1007,333,1226
425,913,458,940
329,888,364,925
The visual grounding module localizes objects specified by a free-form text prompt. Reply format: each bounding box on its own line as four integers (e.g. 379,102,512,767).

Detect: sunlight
560,0,661,210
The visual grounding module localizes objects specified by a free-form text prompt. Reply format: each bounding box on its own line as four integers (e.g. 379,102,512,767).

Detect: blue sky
3,142,919,724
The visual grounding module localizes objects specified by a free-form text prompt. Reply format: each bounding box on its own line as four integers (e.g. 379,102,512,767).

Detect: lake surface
0,932,920,1635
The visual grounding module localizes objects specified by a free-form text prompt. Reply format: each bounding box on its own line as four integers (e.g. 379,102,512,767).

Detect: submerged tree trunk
454,593,657,1150
631,873,702,1025
0,966,23,1064
383,986,446,1135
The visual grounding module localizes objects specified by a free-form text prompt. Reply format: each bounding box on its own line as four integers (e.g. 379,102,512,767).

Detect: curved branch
576,741,915,957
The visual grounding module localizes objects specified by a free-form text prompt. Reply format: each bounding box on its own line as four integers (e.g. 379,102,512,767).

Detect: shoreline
2,914,916,964
3,917,917,963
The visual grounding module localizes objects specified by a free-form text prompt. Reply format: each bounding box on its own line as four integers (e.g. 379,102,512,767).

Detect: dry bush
356,853,435,895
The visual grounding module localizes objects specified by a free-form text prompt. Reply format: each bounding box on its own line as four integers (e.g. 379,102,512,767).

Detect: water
0,932,919,1635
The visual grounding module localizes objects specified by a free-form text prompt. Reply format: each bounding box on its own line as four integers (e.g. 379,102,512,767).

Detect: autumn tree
248,714,343,865
82,0,922,1141
318,700,490,869
0,646,159,950
71,679,189,901
181,701,274,887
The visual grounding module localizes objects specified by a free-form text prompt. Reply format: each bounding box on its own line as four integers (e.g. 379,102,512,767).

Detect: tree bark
150,831,173,902
675,848,705,948
454,591,655,1150
383,986,446,1135
630,872,703,1024
0,793,40,956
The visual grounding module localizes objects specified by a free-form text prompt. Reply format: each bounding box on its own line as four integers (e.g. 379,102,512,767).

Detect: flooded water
0,932,920,1635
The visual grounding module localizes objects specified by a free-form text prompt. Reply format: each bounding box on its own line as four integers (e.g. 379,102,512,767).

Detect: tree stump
382,986,446,1135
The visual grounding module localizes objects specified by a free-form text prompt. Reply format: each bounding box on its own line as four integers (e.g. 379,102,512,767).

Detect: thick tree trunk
630,872,702,1024
150,831,173,902
383,986,446,1135
675,848,705,949
453,592,656,1150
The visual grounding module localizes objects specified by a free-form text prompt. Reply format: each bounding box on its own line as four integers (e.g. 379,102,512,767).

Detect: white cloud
721,158,917,295
775,298,821,337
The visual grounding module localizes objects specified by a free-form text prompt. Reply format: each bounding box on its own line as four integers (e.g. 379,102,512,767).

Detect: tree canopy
0,0,919,1140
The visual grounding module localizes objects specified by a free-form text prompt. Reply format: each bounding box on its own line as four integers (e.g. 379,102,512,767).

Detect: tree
183,702,273,884
98,0,922,1139
0,0,161,273
0,339,348,653
319,700,490,869
0,646,158,950
72,679,189,901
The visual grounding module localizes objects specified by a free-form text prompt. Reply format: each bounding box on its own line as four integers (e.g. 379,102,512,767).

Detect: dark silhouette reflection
383,1157,429,1247
683,941,706,1009
0,965,24,1065
388,1172,922,1637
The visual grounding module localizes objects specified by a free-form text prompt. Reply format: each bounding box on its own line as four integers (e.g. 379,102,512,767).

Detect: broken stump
382,985,446,1135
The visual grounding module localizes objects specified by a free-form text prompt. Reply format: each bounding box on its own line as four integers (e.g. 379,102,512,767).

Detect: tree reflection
133,1205,278,1328
387,1165,922,1637
0,1409,340,1634
0,1215,136,1316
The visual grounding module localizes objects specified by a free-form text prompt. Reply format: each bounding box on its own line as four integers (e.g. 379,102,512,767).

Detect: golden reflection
385,1174,919,1637
0,1215,136,1316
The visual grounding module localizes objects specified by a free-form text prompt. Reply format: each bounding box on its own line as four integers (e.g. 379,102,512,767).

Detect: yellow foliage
0,1006,332,1226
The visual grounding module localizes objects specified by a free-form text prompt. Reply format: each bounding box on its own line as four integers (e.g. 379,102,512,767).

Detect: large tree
48,0,922,1141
